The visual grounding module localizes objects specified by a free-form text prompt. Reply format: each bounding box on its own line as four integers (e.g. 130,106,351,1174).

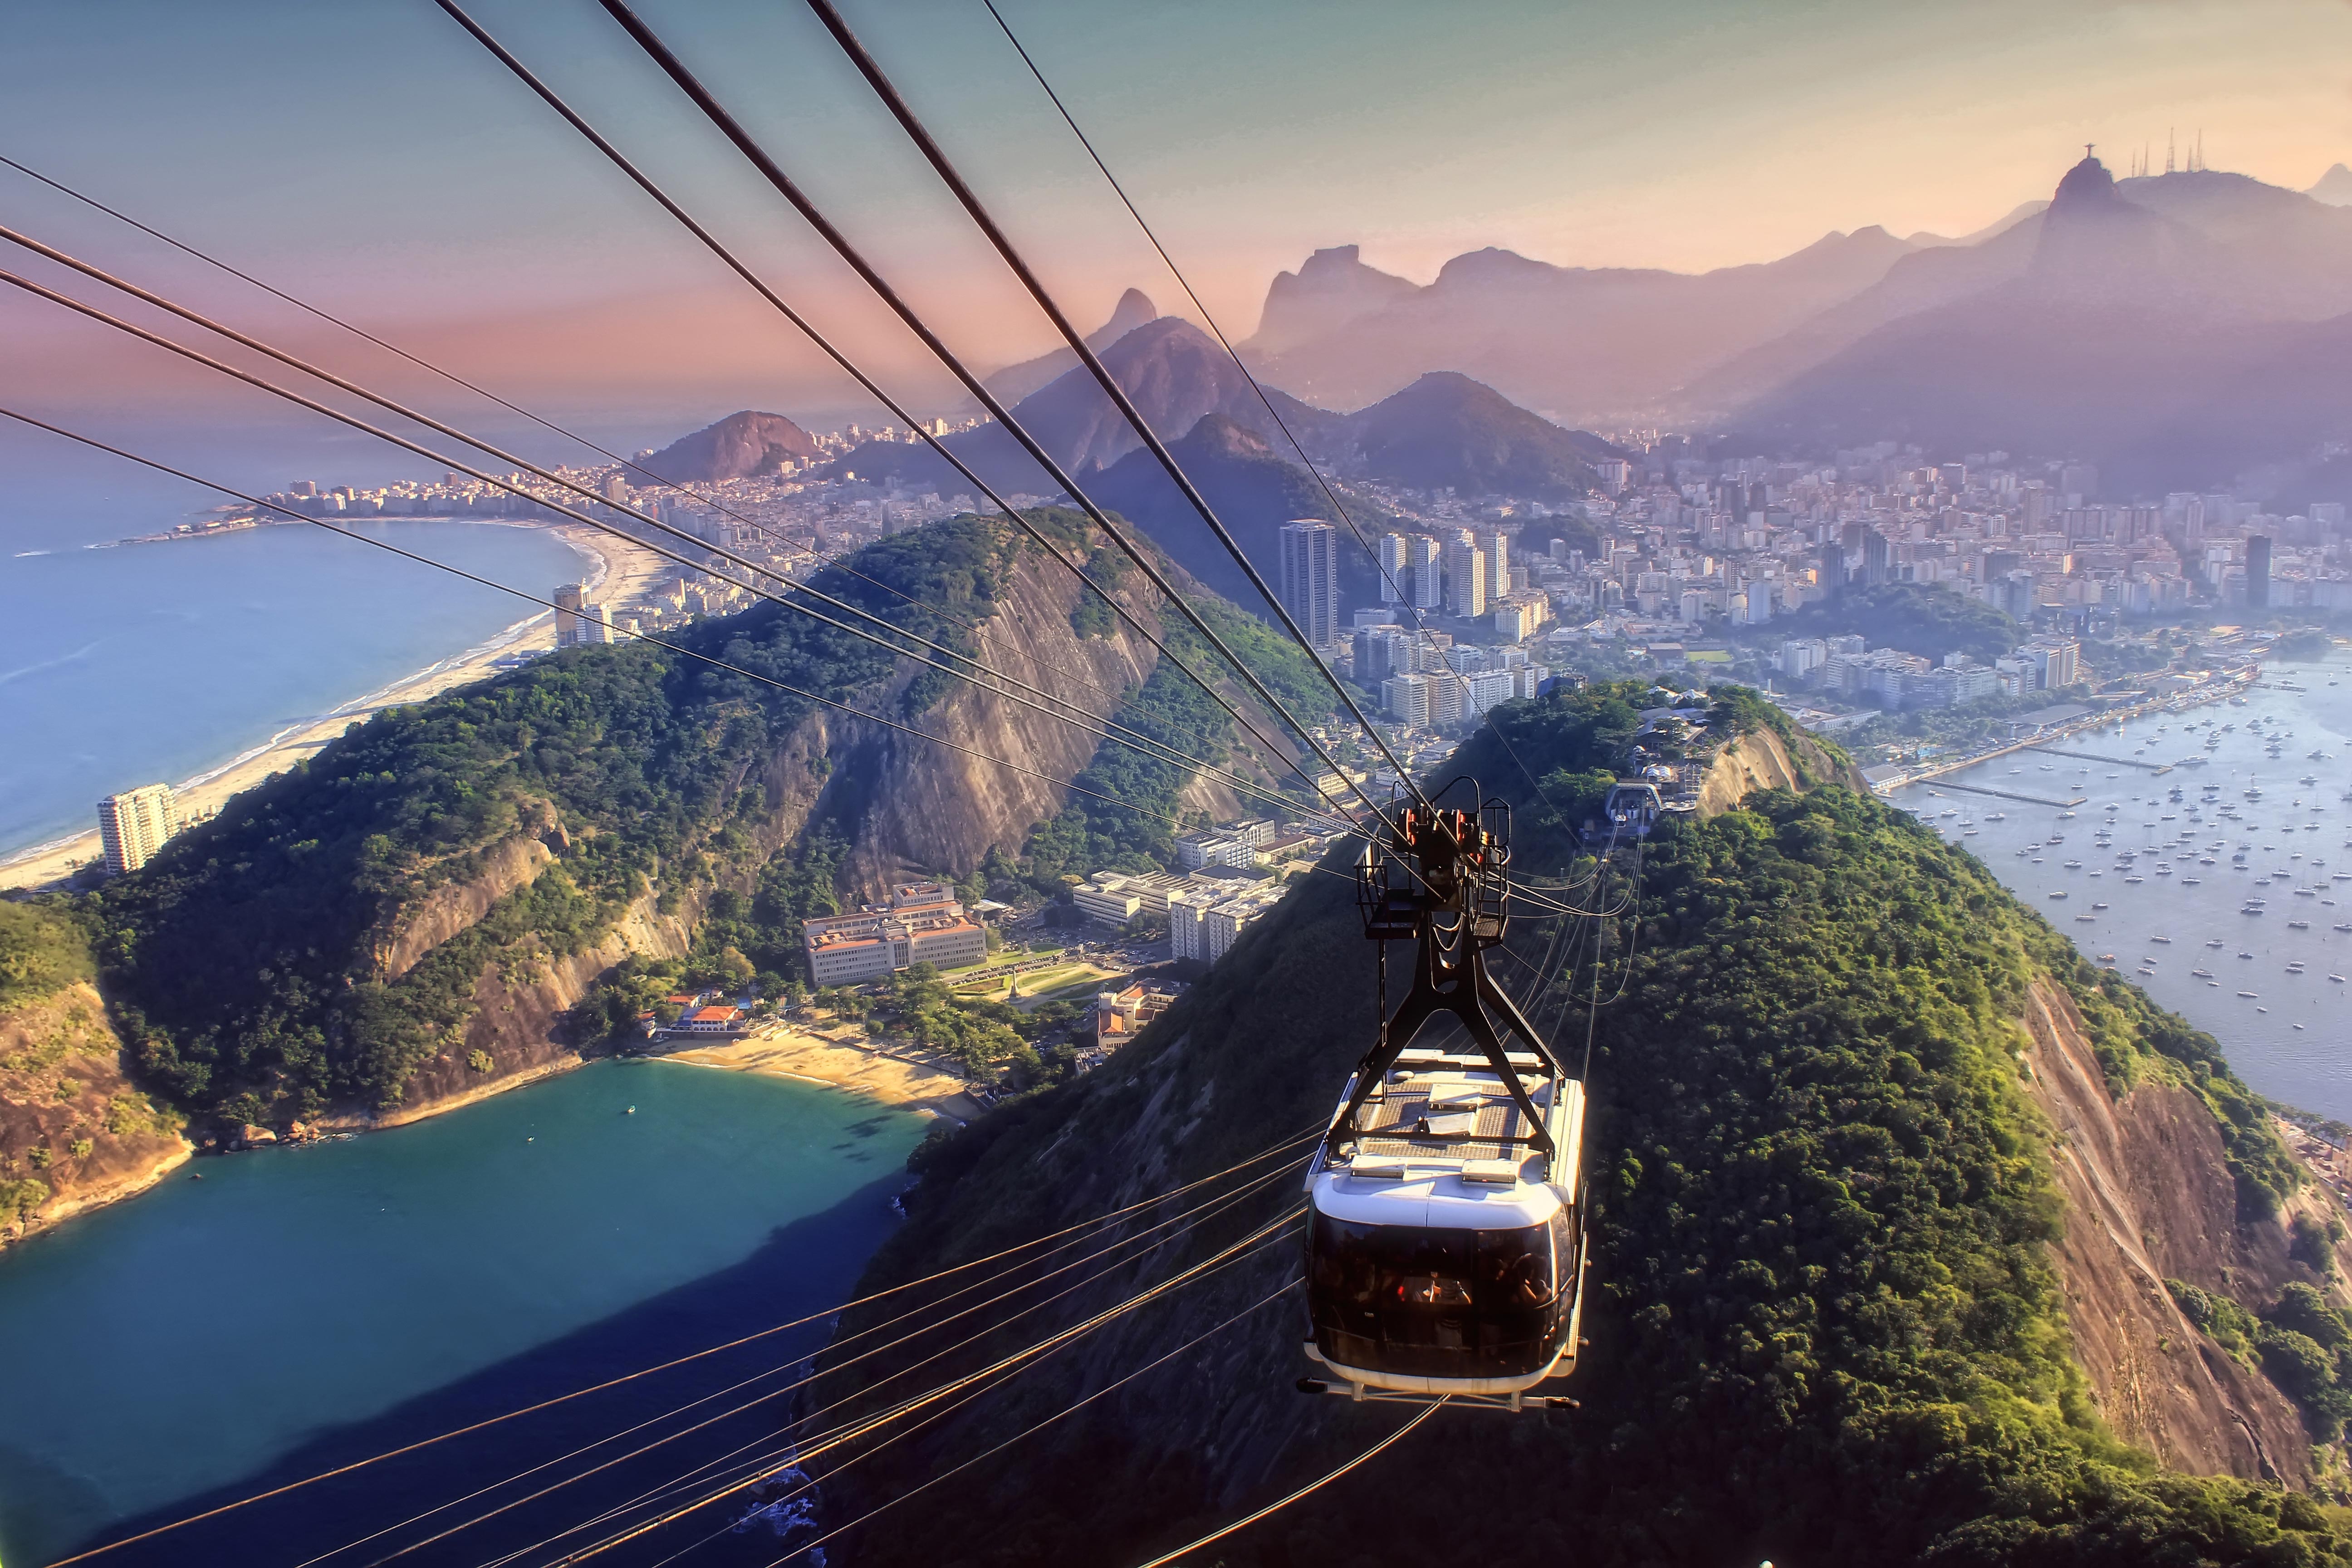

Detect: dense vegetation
0,902,93,1015
1745,581,2022,666
72,516,1025,1124
831,679,2345,1568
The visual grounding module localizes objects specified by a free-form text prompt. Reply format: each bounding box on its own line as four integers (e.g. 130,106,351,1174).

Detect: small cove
0,1060,923,1565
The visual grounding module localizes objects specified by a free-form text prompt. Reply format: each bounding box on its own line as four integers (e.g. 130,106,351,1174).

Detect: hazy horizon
5,0,2350,440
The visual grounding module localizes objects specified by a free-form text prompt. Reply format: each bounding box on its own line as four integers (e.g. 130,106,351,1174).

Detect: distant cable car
1299,783,1589,1410
1603,779,1663,834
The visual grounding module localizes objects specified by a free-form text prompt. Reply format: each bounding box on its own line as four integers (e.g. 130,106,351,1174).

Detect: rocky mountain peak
641,410,815,484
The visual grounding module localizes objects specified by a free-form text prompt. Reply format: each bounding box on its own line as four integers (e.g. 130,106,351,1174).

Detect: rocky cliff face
0,983,188,1248
829,546,1169,900
2022,978,2337,1481
353,539,1205,1116
1695,725,1863,815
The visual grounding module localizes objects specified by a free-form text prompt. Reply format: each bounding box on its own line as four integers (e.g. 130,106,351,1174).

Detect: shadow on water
17,1174,907,1568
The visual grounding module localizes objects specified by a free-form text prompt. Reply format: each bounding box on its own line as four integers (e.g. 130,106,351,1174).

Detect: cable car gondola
1300,784,1589,1410
1602,778,1666,837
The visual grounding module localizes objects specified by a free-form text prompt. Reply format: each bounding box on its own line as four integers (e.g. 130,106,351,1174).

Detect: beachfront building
97,783,179,874
680,1005,746,1034
803,882,988,985
554,582,612,648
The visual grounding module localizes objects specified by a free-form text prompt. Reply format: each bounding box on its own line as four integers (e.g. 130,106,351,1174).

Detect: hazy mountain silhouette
1332,371,1620,498
1687,210,2046,414
1729,156,2352,493
640,410,814,482
1239,229,1916,423
979,288,1158,408
1902,201,2046,248
2309,163,2352,207
1087,413,1348,608
1249,245,1421,356
828,316,1338,492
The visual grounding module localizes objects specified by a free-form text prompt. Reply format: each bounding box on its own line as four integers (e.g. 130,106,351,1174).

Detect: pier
1919,780,2087,808
2028,745,2172,773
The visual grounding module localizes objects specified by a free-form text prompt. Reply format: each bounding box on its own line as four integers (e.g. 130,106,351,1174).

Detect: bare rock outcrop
0,982,188,1247
1696,724,1867,816
834,546,1178,900
2021,978,2311,1478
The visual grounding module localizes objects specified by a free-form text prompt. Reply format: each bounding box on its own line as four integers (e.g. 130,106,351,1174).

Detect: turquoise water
1895,651,2352,1118
0,1060,923,1565
0,517,593,859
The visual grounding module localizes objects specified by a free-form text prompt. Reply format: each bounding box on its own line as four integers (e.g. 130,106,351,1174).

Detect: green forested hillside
824,680,2346,1568
63,510,1350,1130
69,516,1060,1125
1745,580,2022,665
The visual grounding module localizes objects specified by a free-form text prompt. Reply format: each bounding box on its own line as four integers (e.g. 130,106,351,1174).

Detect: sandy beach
0,521,668,892
655,1023,984,1122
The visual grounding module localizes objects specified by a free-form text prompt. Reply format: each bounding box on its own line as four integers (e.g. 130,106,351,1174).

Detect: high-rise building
555,582,593,647
1480,531,1510,603
1353,627,1408,683
1406,536,1442,610
1383,673,1432,727
1377,533,1409,604
1277,520,1341,647
97,783,178,875
2244,534,2273,609
1444,541,1487,618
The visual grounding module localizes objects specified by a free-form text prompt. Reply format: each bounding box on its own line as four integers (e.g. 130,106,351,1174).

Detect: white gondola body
1303,1046,1586,1396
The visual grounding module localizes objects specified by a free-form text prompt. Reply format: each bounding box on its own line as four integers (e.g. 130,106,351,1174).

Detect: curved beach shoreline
0,521,666,892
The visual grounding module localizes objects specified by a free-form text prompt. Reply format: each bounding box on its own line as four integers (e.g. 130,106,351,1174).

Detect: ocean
1893,650,2352,1120
0,1059,925,1566
0,515,594,861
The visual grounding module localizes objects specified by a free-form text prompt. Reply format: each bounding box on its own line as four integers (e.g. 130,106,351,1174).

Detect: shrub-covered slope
818,681,2348,1568
0,904,186,1245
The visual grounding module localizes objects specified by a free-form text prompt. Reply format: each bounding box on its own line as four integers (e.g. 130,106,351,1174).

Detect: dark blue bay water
1895,651,2352,1118
0,517,593,860
0,1062,923,1566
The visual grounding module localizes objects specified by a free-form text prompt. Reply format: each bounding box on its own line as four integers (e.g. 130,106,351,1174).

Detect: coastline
0,522,666,892
653,1024,984,1122
1,1140,194,1255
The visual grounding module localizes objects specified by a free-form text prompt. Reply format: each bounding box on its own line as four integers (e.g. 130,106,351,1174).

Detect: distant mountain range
1238,228,1920,424
977,287,1159,408
817,313,1617,603
783,149,2352,552
1729,156,2352,497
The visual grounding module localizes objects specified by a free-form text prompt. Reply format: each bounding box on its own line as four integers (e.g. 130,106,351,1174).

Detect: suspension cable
0,235,1343,833
0,270,1351,837
436,0,1361,825
0,154,1136,719
20,903,1313,1568
799,0,1427,814
970,0,1590,850
516,1209,1305,1567
577,0,1401,838
1128,1397,1447,1568
664,1279,1301,1568
312,1160,1304,1568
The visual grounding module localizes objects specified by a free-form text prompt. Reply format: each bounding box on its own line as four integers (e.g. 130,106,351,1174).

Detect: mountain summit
641,410,814,483
2310,162,2352,206
980,287,1161,407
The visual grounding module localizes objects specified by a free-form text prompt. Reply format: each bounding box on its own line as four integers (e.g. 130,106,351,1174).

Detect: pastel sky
5,0,2349,449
